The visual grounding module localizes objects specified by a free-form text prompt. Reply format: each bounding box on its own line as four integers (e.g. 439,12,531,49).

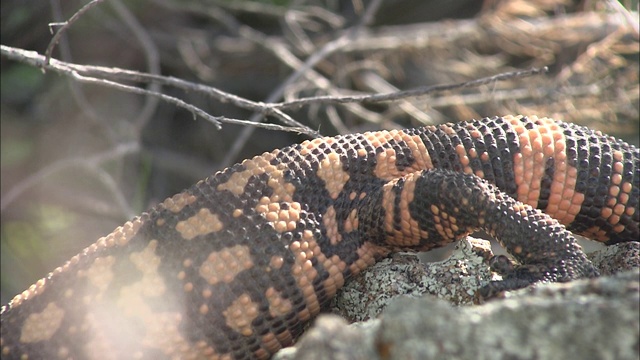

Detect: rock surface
331,237,494,323
274,239,640,360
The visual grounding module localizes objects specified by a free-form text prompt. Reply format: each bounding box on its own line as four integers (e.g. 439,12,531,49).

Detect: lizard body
1,115,638,359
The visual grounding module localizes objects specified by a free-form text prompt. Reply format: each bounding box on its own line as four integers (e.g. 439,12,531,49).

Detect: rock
275,238,639,360
589,241,640,275
273,315,378,360
331,237,494,322
377,269,639,360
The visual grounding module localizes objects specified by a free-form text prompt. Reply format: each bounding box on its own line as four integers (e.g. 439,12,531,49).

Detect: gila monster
1,115,638,360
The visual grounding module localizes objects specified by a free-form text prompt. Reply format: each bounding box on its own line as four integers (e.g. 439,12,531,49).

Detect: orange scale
613,203,626,216
287,221,297,231
609,186,621,197
550,181,565,194
302,260,314,271
534,151,545,163
613,161,624,173
530,181,541,190
517,184,530,200
568,203,582,217
518,134,531,146
562,188,575,198
608,215,620,225
619,193,629,204
548,194,562,207
555,210,567,221
558,199,571,211
611,173,622,185
278,210,290,221
528,129,541,141
613,151,624,161
555,151,567,162
600,207,613,219
565,176,576,187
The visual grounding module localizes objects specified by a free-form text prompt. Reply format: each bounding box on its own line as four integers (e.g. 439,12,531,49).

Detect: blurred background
1,0,638,304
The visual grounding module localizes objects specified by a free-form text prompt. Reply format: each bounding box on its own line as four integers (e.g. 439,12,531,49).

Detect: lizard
1,115,638,360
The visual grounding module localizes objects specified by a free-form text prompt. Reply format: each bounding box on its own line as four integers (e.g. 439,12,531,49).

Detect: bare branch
110,0,162,132
272,67,549,109
0,45,318,136
46,0,106,65
219,0,386,167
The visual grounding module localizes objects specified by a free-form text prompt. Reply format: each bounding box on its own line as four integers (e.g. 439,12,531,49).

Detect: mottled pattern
1,115,638,360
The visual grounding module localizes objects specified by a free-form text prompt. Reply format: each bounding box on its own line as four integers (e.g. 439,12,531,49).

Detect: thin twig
1,45,317,135
49,0,119,143
110,0,162,132
45,0,105,66
273,67,550,109
220,0,386,167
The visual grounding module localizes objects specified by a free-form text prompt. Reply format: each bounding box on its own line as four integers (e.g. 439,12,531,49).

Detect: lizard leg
364,169,599,296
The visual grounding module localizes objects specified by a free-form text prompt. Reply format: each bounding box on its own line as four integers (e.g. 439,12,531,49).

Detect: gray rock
273,315,379,360
331,237,495,323
378,269,639,360
275,238,639,360
589,241,639,275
